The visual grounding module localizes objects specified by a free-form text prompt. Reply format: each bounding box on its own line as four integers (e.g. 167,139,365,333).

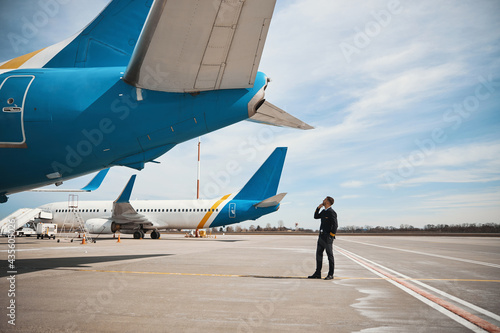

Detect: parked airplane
39,147,288,239
0,0,312,203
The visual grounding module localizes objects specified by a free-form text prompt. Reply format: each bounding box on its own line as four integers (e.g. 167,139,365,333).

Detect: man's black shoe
324,275,333,280
308,274,321,279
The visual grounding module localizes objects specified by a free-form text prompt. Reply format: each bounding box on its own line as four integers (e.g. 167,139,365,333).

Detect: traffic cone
81,236,86,245
117,234,121,243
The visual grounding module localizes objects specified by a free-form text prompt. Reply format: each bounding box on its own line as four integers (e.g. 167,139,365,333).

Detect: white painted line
347,249,500,323
337,246,496,333
341,239,500,269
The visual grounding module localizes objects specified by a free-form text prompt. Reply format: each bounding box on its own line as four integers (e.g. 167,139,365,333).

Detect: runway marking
337,246,500,333
341,239,500,268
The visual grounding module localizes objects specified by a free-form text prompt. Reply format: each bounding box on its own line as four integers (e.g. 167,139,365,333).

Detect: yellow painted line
196,194,231,229
0,48,46,69
74,269,242,277
67,269,500,282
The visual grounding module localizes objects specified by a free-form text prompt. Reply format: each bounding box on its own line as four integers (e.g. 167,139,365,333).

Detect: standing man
308,196,338,280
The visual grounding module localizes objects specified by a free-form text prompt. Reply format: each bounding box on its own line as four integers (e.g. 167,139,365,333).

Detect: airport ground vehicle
36,223,57,239
15,227,36,237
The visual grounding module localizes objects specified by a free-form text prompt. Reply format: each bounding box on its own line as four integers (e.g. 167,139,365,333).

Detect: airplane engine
85,219,120,234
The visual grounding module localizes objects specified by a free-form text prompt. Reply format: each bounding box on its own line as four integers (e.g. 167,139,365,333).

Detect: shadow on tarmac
1,254,169,277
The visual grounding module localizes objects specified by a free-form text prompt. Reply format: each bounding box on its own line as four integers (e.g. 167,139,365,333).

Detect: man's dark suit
314,206,338,276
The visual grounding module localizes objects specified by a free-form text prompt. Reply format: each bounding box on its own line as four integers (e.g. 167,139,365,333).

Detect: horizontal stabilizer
124,0,277,92
254,193,287,208
248,101,313,130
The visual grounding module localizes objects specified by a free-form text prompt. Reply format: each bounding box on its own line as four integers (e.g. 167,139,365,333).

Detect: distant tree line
213,222,500,234
339,223,500,234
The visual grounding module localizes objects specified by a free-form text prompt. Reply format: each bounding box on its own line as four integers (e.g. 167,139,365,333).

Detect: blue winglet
80,168,110,192
115,175,136,203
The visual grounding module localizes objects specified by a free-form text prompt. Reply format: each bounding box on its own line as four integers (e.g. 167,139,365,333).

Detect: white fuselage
40,196,234,230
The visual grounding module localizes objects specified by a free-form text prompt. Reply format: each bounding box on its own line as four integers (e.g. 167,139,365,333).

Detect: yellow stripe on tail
197,194,232,229
0,48,46,69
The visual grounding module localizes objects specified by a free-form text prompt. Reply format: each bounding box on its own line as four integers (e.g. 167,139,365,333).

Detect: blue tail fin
234,147,287,201
44,0,151,68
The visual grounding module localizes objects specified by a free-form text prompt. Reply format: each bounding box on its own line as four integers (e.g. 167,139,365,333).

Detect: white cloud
340,181,365,188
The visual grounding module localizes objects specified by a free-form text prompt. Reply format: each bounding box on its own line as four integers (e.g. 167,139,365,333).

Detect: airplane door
0,75,34,148
229,203,236,218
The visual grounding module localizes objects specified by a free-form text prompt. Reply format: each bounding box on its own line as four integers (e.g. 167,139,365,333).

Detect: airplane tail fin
1,0,151,69
233,147,287,201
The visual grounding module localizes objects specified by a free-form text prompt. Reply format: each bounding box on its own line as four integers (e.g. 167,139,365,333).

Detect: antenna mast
197,137,201,200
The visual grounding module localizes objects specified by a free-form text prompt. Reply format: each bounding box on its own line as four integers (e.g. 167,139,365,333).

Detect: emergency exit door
0,75,34,148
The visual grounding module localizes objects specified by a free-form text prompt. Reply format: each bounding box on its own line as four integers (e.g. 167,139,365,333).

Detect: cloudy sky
1,0,499,230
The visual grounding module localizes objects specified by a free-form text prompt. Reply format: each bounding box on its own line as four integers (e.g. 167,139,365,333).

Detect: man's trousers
315,236,334,276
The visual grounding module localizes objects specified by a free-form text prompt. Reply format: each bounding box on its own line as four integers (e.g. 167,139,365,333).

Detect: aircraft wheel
133,231,142,239
151,231,160,239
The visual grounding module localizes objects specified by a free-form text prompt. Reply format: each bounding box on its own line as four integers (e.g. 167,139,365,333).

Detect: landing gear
133,230,145,239
150,230,160,239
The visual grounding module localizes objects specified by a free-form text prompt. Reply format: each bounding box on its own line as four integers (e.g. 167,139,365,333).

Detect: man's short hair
326,196,334,205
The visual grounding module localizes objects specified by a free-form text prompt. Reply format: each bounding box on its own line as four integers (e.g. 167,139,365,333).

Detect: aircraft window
162,209,164,212
174,209,176,212
155,209,158,212
104,209,107,212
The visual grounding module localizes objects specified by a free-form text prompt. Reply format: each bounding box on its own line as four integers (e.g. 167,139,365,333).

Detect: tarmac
1,234,499,332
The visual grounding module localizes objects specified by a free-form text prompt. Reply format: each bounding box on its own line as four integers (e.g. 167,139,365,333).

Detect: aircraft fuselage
0,67,267,197
41,198,278,232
